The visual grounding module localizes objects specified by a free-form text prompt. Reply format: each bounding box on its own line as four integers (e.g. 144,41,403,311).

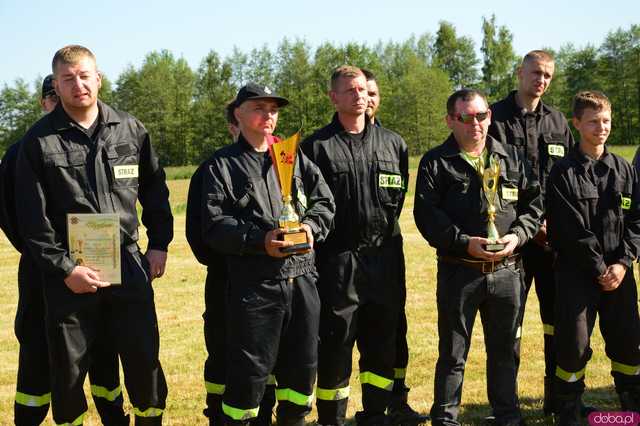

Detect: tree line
1,18,639,166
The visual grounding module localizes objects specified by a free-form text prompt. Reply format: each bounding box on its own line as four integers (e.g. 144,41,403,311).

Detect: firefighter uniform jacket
547,147,640,277
301,113,408,252
489,91,575,198
202,135,335,281
414,135,543,257
14,101,173,282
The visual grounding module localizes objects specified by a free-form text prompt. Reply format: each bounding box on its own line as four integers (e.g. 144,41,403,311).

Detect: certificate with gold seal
67,213,121,284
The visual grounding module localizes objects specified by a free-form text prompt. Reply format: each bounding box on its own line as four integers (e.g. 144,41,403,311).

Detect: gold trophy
482,155,505,251
269,131,311,254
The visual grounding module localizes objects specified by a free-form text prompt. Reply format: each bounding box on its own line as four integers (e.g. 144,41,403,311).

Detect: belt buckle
481,261,495,274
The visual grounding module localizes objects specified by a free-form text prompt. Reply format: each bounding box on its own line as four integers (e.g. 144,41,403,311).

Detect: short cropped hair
522,50,554,66
225,100,238,126
52,45,96,75
330,65,364,91
446,88,489,115
361,68,376,82
572,90,612,119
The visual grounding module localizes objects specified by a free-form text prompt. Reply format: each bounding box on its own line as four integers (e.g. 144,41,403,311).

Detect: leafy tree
0,79,40,152
433,21,479,88
480,15,518,101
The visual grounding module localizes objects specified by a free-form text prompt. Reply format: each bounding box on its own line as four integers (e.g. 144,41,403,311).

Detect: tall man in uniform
487,50,577,415
414,89,542,426
546,91,640,425
15,45,172,425
202,83,335,426
0,75,126,426
301,66,408,426
361,68,429,424
186,98,277,425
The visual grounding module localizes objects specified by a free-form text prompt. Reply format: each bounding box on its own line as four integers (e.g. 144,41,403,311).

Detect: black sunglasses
452,111,490,124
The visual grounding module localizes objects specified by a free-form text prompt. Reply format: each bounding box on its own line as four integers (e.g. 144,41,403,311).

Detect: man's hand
491,234,520,260
598,263,627,291
265,229,294,258
532,221,548,247
467,237,499,261
64,265,111,294
146,249,167,280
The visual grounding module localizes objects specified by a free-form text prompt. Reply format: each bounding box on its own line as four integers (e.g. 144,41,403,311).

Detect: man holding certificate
15,45,172,425
202,83,334,426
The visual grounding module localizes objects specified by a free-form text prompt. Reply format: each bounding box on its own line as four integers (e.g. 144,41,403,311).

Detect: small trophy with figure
269,131,311,254
482,155,505,252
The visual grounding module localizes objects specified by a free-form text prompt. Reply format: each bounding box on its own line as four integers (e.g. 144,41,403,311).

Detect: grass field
0,147,638,425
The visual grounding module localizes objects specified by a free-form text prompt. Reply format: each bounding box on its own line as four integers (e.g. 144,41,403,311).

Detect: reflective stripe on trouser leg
206,381,226,395
276,388,314,407
91,385,122,402
360,371,394,391
223,402,260,421
267,374,277,385
543,324,554,336
556,365,586,383
394,368,406,379
612,361,640,376
316,385,350,401
15,391,51,407
56,411,86,425
134,407,164,417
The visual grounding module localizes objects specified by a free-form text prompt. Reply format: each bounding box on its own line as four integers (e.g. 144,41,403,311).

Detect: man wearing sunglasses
414,88,542,426
488,50,581,418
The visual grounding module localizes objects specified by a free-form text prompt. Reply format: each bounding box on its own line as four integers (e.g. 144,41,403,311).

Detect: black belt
439,254,521,274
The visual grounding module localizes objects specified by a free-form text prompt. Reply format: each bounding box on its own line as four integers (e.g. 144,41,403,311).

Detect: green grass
0,164,636,425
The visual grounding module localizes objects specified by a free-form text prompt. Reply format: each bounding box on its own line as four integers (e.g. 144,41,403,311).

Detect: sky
1,0,638,88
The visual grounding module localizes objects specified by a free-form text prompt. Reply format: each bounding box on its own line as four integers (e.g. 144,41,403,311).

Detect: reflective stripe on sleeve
316,385,350,401
15,391,51,407
276,388,314,407
543,324,554,336
360,371,394,391
394,368,406,379
91,384,122,402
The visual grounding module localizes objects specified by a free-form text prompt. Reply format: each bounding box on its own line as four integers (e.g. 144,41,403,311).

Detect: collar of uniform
572,145,614,170
97,100,121,126
51,100,120,131
330,112,371,139
237,133,270,158
441,134,508,159
507,90,551,117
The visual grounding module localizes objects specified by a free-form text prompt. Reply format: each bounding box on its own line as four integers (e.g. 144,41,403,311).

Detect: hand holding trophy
482,155,505,252
269,131,312,254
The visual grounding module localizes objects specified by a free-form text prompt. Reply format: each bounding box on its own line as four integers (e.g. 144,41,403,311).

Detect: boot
135,414,163,426
387,387,429,426
554,394,581,426
355,411,389,426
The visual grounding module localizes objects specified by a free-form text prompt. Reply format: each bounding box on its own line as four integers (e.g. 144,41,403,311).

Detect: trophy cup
269,131,311,254
482,155,505,252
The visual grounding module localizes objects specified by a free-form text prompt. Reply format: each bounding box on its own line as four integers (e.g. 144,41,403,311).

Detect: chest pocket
376,152,403,207
499,168,520,207
107,143,139,189
43,149,89,194
328,160,351,203
541,133,567,172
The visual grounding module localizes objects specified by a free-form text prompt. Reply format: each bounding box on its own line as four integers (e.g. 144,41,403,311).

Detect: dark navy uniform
488,91,575,413
1,140,126,425
14,101,172,425
547,147,640,417
414,135,542,426
301,114,408,426
202,135,334,426
186,163,276,426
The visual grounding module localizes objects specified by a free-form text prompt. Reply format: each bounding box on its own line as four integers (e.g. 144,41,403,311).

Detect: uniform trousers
44,247,166,425
430,261,523,426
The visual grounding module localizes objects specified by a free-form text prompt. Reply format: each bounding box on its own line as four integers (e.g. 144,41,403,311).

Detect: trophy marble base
485,242,505,252
280,229,311,254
